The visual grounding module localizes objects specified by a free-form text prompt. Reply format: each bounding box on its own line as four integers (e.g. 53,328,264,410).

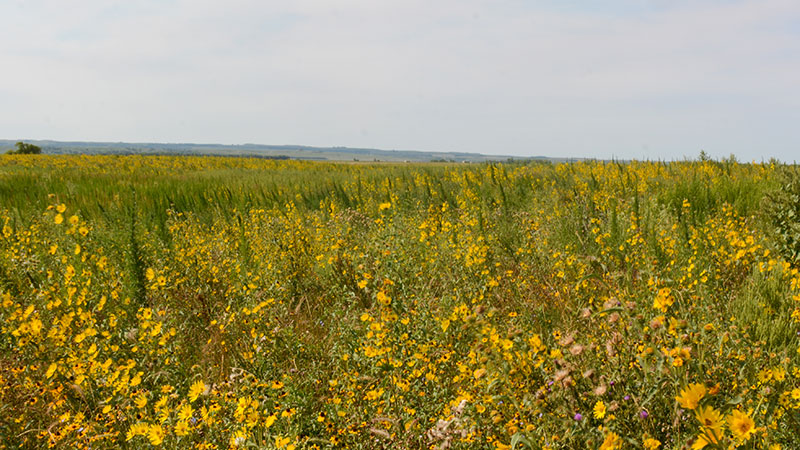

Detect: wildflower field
3,154,800,449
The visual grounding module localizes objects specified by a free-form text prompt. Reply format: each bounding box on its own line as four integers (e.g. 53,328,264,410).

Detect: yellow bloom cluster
0,155,797,448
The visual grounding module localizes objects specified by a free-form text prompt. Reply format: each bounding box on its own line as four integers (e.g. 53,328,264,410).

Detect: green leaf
595,306,623,316
510,432,532,449
726,396,743,405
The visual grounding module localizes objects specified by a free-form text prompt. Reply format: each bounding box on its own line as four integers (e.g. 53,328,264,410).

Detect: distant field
0,139,554,163
2,154,800,449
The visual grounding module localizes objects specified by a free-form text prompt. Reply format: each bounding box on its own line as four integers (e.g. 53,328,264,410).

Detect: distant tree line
5,142,42,155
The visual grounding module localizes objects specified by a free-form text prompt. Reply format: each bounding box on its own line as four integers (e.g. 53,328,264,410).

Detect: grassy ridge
0,154,798,449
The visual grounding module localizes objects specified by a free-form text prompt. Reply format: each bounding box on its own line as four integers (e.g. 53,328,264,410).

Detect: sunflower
727,409,756,442
148,424,165,446
599,431,621,450
694,405,723,434
188,380,206,403
643,438,661,449
692,405,723,448
676,383,706,410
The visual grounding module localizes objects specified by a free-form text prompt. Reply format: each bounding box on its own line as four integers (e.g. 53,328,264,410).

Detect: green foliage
766,167,800,267
6,141,42,155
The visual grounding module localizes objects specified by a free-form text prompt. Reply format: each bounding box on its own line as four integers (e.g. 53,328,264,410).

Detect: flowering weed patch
0,155,798,449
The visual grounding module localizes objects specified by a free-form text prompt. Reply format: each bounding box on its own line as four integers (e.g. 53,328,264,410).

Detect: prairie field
3,154,800,449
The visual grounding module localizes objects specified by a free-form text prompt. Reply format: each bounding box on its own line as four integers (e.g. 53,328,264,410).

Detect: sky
1,0,799,161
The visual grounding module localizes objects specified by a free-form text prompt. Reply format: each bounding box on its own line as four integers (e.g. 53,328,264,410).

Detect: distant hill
0,139,565,163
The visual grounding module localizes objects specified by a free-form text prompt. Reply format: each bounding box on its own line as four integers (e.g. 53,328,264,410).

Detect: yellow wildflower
593,400,606,419
599,431,621,450
188,380,205,403
643,438,661,449
148,424,165,446
377,291,391,305
727,409,755,442
135,393,147,409
175,420,189,436
178,403,193,421
676,383,706,410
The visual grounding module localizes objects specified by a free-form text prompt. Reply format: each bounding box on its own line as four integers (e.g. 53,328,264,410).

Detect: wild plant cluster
1,155,798,449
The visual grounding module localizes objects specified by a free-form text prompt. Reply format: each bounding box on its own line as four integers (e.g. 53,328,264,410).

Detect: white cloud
1,0,798,159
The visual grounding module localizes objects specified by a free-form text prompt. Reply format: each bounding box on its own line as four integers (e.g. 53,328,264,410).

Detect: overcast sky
1,0,799,160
